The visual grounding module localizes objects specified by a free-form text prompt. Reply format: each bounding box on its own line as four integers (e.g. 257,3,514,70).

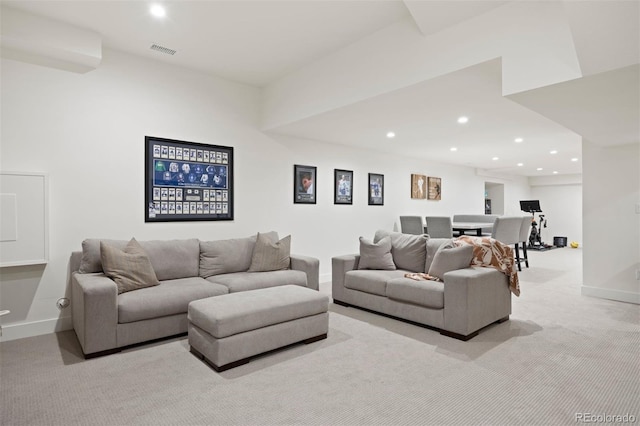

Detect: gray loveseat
332,230,511,340
71,232,319,358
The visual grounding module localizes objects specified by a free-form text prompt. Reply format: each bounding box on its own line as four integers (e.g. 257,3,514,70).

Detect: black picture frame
334,169,353,205
294,164,316,204
368,173,384,205
145,136,234,222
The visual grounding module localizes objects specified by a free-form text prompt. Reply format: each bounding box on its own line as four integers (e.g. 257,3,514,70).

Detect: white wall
582,140,640,303
530,182,583,246
0,49,532,341
485,182,504,215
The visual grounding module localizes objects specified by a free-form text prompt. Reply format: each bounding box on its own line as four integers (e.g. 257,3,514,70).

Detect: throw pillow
100,238,160,294
199,232,279,277
358,236,396,270
427,241,473,280
248,233,291,272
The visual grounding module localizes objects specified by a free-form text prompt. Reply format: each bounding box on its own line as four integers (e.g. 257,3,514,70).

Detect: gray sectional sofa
332,230,511,340
70,233,319,358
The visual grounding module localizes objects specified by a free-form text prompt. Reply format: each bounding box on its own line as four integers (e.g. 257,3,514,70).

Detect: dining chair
424,216,453,238
517,216,531,269
491,216,525,271
399,216,425,235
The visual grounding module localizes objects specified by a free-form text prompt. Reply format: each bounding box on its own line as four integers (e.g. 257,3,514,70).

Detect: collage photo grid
148,140,232,221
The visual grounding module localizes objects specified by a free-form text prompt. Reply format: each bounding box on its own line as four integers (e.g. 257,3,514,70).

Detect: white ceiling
3,0,638,178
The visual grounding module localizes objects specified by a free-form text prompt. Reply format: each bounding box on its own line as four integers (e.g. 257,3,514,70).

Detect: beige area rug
1,248,638,425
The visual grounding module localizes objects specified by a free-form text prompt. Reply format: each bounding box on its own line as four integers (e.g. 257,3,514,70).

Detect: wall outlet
56,298,70,310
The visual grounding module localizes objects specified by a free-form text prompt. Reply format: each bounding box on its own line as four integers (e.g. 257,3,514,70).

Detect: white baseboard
0,316,73,342
319,272,331,284
581,286,640,305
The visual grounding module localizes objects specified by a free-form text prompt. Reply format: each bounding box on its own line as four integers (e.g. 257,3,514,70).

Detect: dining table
452,222,493,237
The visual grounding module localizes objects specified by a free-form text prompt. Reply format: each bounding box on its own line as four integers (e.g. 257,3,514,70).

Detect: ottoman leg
190,346,204,360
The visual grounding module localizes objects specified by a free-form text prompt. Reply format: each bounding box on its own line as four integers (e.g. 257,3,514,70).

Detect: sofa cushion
374,230,427,273
79,239,127,273
118,277,229,323
428,241,473,280
207,270,307,293
199,232,279,277
79,238,199,280
100,239,160,294
344,269,407,296
139,239,200,281
424,238,451,272
386,278,444,309
248,233,291,272
358,236,396,270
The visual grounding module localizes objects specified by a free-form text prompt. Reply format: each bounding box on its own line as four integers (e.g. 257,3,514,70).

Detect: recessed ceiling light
386,131,395,138
457,116,469,124
492,157,499,161
150,4,166,18
450,147,458,152
537,167,543,171
517,163,523,167
550,150,558,154
553,171,558,174
514,137,523,143
571,158,579,162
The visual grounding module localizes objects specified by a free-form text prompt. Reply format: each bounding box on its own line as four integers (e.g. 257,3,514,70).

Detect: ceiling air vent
150,44,176,56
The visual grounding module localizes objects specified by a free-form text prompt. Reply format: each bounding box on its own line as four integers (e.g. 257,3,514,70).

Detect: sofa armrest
290,254,320,291
331,254,360,302
72,272,118,356
442,267,511,337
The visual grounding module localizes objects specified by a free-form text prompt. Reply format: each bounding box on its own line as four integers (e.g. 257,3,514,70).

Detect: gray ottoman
188,285,329,371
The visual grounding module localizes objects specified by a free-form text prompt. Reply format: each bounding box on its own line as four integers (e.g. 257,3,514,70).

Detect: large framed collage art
145,136,234,222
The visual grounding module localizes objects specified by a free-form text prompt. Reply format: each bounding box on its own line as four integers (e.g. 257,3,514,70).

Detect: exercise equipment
519,200,549,249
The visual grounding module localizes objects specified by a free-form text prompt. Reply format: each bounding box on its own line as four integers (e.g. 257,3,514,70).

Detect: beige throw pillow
427,241,473,280
248,233,291,272
358,236,396,270
100,238,160,294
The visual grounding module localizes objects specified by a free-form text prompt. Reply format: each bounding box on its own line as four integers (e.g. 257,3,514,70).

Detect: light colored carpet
1,248,638,425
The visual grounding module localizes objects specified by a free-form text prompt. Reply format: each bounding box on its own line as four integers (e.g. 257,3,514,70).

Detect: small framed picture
411,174,426,199
334,169,353,205
368,173,384,206
428,176,442,200
294,164,316,204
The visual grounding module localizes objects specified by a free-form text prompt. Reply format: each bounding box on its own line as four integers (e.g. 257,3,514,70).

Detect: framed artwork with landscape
294,164,316,204
368,173,384,205
428,176,442,200
334,169,353,205
145,136,233,222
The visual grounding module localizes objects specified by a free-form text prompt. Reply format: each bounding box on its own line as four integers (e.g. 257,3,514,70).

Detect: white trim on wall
0,316,72,342
581,286,640,305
